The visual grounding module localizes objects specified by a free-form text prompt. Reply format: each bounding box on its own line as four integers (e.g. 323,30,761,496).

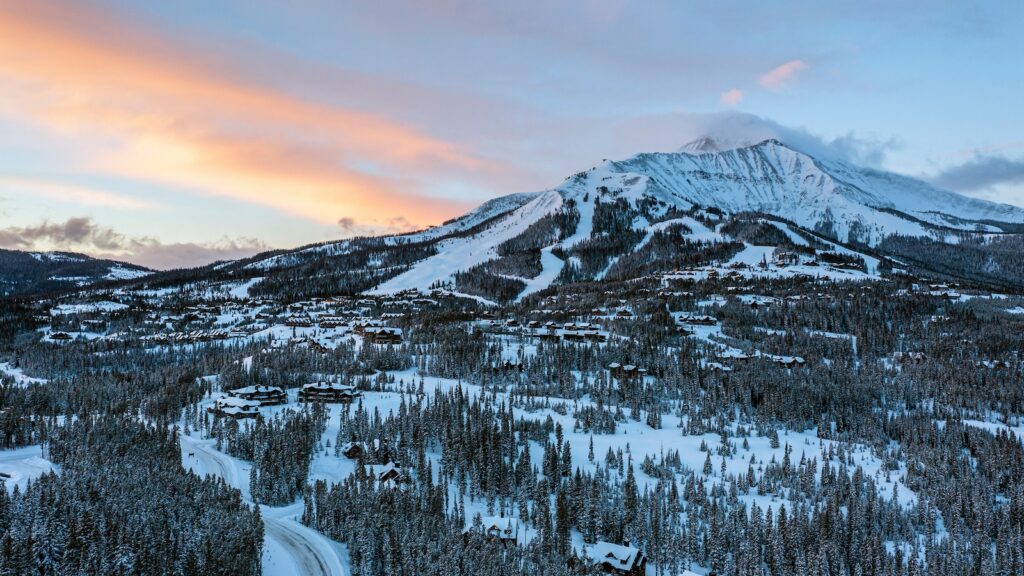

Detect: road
180,434,346,576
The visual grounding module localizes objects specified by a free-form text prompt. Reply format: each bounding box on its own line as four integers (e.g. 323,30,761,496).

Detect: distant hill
0,249,150,297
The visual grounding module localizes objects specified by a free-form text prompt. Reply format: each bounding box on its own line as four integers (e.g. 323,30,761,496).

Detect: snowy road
180,434,346,576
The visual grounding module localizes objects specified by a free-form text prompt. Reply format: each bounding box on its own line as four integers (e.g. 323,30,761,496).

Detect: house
363,327,403,344
465,516,520,546
298,382,361,403
208,396,260,419
364,461,407,489
587,541,646,576
285,316,313,327
49,331,72,341
772,355,806,368
230,385,286,406
341,441,366,459
608,363,646,381
677,314,716,326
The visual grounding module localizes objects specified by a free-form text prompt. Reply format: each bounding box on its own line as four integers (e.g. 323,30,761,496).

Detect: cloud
0,177,158,210
720,89,743,107
758,59,809,90
932,156,1024,192
0,217,267,269
613,111,899,167
0,1,482,228
337,217,358,233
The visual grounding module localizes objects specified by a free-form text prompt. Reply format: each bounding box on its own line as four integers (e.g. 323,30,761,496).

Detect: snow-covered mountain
0,249,151,296
368,138,1024,298
106,137,1024,303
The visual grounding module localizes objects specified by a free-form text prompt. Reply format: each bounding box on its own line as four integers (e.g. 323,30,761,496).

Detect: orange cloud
0,1,481,226
720,88,744,107
758,59,809,90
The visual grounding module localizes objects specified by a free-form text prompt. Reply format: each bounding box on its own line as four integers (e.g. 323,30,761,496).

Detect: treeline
0,417,262,575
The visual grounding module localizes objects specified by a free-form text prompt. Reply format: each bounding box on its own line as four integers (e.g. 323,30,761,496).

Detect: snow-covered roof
589,541,641,571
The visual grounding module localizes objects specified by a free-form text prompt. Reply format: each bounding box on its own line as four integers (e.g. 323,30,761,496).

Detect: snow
370,190,564,295
0,445,57,492
180,433,349,576
51,300,129,315
516,247,565,301
228,277,263,299
0,362,48,387
104,265,150,281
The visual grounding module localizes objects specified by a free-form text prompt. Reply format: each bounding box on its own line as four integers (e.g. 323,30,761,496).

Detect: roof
589,541,641,571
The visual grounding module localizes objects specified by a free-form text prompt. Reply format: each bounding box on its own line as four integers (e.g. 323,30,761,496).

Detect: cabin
772,355,806,368
363,327,403,344
230,385,286,406
465,516,520,546
587,541,647,576
299,382,361,403
341,441,366,459
608,363,646,381
677,314,716,326
49,331,72,341
285,316,313,328
208,396,260,419
365,461,407,489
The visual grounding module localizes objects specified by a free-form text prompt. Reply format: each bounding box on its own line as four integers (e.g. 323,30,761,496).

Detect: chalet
365,461,407,489
49,331,72,341
614,309,634,319
677,314,716,326
363,326,403,344
318,315,348,328
465,516,520,546
587,541,646,576
208,396,260,419
230,385,286,406
341,441,366,459
298,382,361,403
353,320,385,335
285,316,313,328
608,363,646,381
718,350,755,363
772,355,806,368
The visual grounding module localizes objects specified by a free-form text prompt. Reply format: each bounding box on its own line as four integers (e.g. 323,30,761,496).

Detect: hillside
0,249,150,297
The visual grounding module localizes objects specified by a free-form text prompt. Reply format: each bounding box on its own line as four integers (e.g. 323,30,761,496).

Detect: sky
1,0,1022,269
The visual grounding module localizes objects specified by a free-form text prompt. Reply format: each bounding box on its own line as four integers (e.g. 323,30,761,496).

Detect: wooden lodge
285,316,314,328
230,385,286,406
208,396,260,419
341,441,366,459
363,326,403,344
608,363,646,381
299,382,361,403
465,516,520,546
587,541,646,576
677,314,716,326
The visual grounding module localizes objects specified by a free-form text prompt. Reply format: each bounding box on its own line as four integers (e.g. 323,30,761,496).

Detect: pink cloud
720,88,743,106
758,59,809,90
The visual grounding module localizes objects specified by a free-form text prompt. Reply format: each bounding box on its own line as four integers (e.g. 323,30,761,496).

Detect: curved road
180,434,345,576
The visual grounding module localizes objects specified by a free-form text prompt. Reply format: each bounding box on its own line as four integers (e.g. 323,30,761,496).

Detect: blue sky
1,0,1022,268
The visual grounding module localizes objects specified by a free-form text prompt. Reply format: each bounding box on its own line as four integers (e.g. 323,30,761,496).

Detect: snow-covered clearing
0,445,57,492
0,362,48,387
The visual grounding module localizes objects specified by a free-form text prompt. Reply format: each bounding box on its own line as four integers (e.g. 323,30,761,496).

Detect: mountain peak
678,136,790,155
